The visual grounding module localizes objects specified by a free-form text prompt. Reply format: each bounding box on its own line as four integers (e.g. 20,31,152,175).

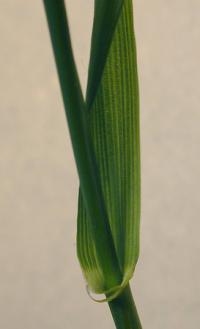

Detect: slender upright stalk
108,285,142,329
43,0,122,289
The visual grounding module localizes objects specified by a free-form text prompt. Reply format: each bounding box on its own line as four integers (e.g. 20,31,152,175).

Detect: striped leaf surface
77,0,140,297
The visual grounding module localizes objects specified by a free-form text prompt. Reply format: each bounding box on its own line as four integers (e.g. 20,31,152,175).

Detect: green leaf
77,0,140,297
86,0,124,108
43,0,122,294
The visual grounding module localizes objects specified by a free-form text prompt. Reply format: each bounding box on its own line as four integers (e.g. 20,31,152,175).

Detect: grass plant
43,1,142,328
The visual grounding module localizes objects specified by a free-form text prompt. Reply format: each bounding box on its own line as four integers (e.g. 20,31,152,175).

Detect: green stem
43,0,122,289
108,285,142,329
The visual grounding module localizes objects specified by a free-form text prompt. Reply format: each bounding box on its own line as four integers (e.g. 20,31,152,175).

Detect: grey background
0,0,199,328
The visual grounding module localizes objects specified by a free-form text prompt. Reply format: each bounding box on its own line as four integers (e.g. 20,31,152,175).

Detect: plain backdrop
0,1,200,328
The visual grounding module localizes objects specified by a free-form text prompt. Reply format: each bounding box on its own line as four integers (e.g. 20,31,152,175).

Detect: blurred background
0,0,199,328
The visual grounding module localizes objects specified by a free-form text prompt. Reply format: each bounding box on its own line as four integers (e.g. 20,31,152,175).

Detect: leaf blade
86,0,124,108
77,0,140,295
